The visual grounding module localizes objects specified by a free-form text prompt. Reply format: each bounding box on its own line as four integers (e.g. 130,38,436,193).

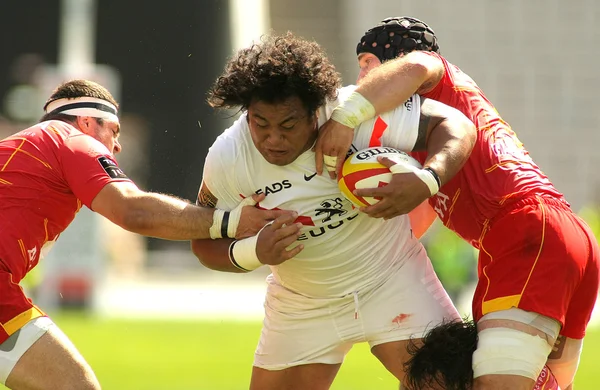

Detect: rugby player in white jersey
191,32,477,390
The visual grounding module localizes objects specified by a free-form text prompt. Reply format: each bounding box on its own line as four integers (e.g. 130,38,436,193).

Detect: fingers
353,187,387,199
264,209,296,221
335,150,345,179
315,143,324,176
360,200,393,217
272,222,304,259
270,212,299,230
376,156,396,168
250,193,266,204
324,154,338,179
281,243,305,260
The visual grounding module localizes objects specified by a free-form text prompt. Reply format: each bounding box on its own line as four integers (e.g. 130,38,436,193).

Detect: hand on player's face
314,119,353,179
256,213,304,265
248,97,317,166
234,193,296,239
354,156,431,219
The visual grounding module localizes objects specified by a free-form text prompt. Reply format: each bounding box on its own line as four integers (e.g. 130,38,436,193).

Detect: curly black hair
404,319,478,390
207,31,341,116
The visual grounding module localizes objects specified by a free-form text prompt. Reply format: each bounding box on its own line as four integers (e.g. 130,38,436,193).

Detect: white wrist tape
389,163,440,196
209,196,258,239
330,91,376,129
226,196,258,238
209,209,227,239
229,236,262,272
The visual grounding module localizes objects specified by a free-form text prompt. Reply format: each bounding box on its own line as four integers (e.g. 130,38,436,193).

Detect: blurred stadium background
1,0,599,388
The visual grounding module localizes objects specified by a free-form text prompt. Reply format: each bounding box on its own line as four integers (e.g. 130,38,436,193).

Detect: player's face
248,97,317,166
92,118,122,155
357,52,383,83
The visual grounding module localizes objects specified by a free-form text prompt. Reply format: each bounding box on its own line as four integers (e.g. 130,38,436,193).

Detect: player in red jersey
404,319,561,390
314,17,599,390
0,79,289,389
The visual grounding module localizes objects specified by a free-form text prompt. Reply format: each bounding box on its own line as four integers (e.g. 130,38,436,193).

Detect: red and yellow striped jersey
0,120,130,281
413,52,567,246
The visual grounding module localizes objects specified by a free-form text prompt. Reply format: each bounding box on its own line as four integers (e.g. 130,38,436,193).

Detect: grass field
4,313,597,390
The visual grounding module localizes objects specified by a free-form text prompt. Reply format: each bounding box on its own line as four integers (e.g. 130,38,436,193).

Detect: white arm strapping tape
209,196,258,239
330,91,376,129
229,235,262,272
389,161,440,196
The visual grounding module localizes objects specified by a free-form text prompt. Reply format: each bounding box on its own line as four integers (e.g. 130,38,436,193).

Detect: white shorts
254,252,460,369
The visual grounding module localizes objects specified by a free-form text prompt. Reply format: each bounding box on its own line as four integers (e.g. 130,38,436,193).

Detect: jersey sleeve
59,133,131,208
199,133,247,211
352,93,422,152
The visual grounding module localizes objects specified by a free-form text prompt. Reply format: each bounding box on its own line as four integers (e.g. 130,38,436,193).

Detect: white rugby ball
337,146,422,208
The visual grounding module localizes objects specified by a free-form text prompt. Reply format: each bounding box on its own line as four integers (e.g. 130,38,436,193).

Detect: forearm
122,192,215,240
423,117,476,187
191,238,249,273
356,52,442,115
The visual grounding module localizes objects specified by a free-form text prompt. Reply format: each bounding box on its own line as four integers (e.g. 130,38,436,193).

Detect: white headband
45,96,119,123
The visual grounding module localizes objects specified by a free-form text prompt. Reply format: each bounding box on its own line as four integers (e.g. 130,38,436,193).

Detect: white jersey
202,86,424,298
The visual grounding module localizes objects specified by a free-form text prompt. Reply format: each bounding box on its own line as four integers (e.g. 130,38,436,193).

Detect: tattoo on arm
197,183,218,208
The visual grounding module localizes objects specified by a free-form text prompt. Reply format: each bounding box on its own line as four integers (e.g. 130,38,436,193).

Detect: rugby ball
338,146,422,208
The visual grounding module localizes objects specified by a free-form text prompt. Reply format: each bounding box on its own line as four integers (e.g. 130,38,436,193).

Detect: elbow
464,119,478,153
190,239,220,270
404,51,441,81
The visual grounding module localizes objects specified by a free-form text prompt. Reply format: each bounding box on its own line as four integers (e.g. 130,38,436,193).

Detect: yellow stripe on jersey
1,139,26,171
2,307,45,336
482,294,522,315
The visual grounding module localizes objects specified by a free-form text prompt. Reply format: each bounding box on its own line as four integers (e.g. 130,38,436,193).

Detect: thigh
255,282,355,370
473,309,560,390
5,317,100,390
370,339,411,383
363,250,460,382
474,201,592,333
362,247,460,346
250,363,341,390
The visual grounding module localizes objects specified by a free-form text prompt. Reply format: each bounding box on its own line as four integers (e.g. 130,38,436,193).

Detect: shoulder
205,113,254,175
317,85,358,127
209,113,251,155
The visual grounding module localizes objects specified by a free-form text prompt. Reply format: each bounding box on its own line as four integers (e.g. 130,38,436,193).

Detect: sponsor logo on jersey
304,172,317,181
315,198,347,222
97,156,128,179
355,146,403,161
255,180,292,196
298,213,358,240
297,197,356,240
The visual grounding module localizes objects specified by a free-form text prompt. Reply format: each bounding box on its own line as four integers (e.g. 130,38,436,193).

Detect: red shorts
0,269,46,344
472,196,600,339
